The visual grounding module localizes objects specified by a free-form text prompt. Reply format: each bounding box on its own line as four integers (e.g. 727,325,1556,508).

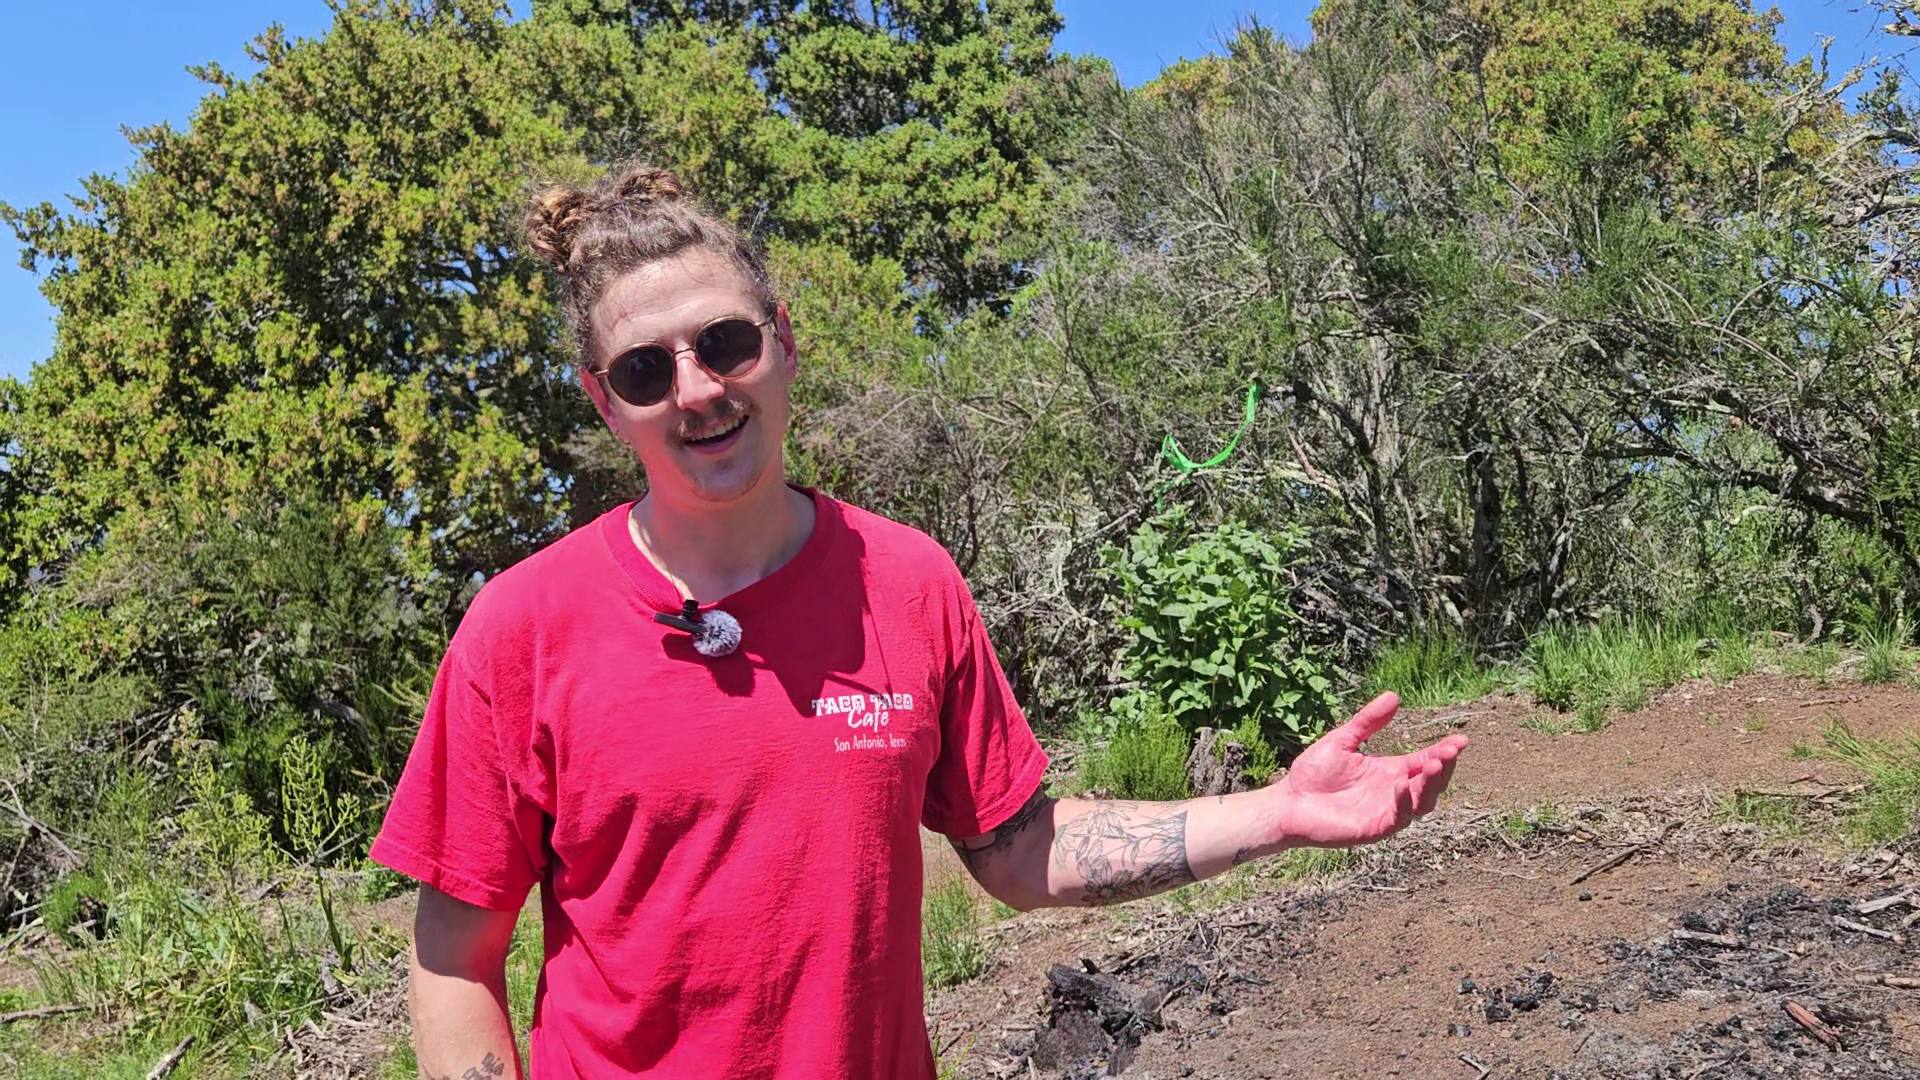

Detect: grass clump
1717,790,1804,836
1706,631,1758,683
1525,618,1701,719
1363,630,1499,708
1821,723,1920,848
922,879,989,989
1857,619,1913,685
1496,804,1564,840
1521,706,1608,736
1777,641,1841,685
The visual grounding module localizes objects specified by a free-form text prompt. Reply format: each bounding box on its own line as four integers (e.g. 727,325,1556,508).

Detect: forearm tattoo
430,1052,507,1080
950,786,1050,871
1051,801,1195,905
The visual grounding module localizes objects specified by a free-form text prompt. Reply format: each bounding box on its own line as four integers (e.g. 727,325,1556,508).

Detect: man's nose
672,349,726,410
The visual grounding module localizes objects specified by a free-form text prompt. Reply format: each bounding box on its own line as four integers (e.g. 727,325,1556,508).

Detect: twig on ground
1570,846,1644,885
1855,891,1914,915
1783,1000,1843,1050
1569,821,1681,886
1833,916,1907,944
1458,1052,1492,1079
1852,973,1920,989
146,1035,194,1080
0,1003,83,1024
1672,929,1747,948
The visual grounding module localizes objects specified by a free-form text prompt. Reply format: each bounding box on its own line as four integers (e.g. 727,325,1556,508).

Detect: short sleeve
369,646,549,910
921,587,1050,838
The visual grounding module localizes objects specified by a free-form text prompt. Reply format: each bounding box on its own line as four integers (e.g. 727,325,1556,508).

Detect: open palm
1273,693,1467,848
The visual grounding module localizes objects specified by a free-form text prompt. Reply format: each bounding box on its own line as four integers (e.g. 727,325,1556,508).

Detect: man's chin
668,449,778,506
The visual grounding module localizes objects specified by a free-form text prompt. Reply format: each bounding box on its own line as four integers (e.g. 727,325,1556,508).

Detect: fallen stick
1671,929,1746,948
1570,847,1642,885
1855,891,1914,915
1458,1052,1492,1079
1783,1000,1843,1050
1852,973,1920,989
1834,916,1907,944
1569,821,1681,886
0,1003,83,1024
146,1035,193,1080
1902,909,1920,930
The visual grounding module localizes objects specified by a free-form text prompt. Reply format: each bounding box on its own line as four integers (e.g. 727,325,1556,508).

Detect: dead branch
146,1035,194,1080
1854,891,1914,915
1833,916,1907,944
0,1003,84,1024
1671,929,1747,948
1852,973,1920,989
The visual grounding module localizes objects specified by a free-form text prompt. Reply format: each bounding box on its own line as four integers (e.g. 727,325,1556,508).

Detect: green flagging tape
1161,379,1264,474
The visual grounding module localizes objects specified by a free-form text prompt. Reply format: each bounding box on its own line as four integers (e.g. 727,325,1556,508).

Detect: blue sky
0,1,1905,383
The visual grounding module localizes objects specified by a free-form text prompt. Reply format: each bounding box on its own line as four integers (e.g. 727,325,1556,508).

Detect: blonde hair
523,162,776,365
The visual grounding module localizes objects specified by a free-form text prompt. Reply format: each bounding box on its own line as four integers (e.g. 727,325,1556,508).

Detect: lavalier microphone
654,599,743,658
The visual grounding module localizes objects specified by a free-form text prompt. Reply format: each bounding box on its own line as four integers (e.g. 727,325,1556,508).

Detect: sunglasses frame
591,314,778,408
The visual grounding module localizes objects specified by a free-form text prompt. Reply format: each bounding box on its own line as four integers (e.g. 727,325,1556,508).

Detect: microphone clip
654,599,744,658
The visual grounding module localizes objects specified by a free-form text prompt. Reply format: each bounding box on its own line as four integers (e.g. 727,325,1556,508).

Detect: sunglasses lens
695,318,766,377
608,345,675,406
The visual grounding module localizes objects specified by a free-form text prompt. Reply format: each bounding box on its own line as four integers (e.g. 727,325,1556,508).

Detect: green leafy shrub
1078,708,1192,800
30,737,400,1048
1226,715,1281,785
42,871,110,947
1100,510,1340,758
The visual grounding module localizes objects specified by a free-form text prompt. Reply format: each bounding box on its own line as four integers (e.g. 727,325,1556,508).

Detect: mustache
674,397,753,441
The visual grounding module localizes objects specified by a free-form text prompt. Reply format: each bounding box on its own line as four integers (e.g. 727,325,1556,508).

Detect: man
372,164,1468,1079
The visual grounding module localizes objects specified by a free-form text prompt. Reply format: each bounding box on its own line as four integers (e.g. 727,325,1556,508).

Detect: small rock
1579,891,1593,901
1459,977,1477,995
1179,1068,1194,1078
1484,995,1513,1023
1448,1023,1472,1037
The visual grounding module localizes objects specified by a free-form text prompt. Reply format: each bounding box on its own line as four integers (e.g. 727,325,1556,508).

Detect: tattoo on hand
951,786,1049,871
1052,802,1194,905
1231,845,1257,866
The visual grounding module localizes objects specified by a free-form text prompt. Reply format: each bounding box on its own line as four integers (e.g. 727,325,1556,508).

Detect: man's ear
579,366,615,426
773,301,798,378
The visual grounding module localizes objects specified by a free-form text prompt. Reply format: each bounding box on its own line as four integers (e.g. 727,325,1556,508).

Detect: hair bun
611,166,685,207
524,187,593,275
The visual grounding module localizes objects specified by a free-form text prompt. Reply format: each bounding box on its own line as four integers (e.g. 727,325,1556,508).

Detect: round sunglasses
592,315,775,407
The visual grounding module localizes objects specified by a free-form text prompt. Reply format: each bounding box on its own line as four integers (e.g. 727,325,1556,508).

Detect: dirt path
928,674,1920,1079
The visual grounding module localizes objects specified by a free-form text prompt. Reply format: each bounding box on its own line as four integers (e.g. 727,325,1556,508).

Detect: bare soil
928,674,1920,1080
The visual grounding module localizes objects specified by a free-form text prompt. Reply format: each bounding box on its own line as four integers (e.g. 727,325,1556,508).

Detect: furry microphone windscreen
692,609,743,658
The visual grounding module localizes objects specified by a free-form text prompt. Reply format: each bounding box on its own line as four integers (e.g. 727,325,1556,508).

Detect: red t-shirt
371,490,1048,1078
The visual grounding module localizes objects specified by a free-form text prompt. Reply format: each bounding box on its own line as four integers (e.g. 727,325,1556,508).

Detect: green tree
543,0,1088,310
1,1,649,602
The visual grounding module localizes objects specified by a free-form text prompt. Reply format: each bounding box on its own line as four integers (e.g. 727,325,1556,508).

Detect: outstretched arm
950,693,1466,909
